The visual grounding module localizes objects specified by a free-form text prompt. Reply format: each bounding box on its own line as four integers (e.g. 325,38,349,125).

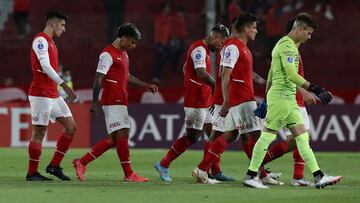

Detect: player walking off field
192,13,282,185
154,24,230,183
27,11,77,181
203,17,280,184
254,18,318,187
73,23,158,182
243,13,342,189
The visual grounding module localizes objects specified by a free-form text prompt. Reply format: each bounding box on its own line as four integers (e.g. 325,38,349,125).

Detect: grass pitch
0,148,359,203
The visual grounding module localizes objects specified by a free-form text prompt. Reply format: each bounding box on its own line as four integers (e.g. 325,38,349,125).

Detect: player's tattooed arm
253,71,266,86
90,72,105,114
265,68,273,94
195,67,215,89
128,74,158,93
297,86,316,105
219,66,232,117
128,73,148,88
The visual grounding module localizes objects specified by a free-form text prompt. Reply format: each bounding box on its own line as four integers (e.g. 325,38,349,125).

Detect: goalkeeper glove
253,100,267,119
308,83,333,105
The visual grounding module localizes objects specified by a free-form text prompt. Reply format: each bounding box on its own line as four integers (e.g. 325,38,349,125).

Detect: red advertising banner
0,102,91,147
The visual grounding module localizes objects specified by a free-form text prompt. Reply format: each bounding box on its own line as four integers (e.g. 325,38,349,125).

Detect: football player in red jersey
73,23,158,182
193,13,275,184
154,24,230,183
27,11,77,181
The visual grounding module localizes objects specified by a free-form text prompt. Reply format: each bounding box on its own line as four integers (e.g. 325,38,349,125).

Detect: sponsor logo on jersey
287,56,293,63
194,61,205,66
109,121,121,129
236,122,253,130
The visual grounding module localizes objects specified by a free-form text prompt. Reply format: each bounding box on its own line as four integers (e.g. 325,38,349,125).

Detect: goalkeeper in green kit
243,13,342,189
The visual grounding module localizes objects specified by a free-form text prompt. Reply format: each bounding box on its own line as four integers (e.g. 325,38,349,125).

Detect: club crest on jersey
287,56,293,63
195,51,202,60
38,42,44,50
225,50,231,58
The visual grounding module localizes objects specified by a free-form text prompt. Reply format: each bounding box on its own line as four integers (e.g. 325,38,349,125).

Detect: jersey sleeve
278,41,297,70
96,52,113,75
219,46,226,66
32,37,49,60
222,44,239,69
278,42,306,86
190,46,207,69
32,36,64,85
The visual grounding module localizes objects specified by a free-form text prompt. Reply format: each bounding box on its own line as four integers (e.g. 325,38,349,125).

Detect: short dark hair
233,13,259,32
45,10,67,22
295,12,318,29
211,23,230,38
117,23,141,40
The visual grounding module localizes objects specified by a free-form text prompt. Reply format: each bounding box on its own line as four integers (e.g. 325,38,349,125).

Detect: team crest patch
195,51,202,60
38,42,44,50
225,49,231,58
287,56,293,63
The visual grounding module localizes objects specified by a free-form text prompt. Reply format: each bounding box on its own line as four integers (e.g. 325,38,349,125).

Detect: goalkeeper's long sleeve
284,65,306,87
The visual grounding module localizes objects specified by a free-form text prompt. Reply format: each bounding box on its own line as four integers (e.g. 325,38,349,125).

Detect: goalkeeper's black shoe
46,165,71,181
26,172,53,181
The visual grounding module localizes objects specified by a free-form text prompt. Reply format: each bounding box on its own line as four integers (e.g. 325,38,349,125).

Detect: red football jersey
296,55,305,107
212,51,223,105
222,38,255,107
96,44,129,106
183,40,212,108
29,32,59,98
212,38,231,105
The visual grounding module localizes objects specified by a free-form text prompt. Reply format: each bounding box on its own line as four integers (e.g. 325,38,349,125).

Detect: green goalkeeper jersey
267,36,305,102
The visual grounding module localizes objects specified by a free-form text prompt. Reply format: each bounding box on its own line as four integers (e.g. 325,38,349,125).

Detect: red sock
211,156,221,176
80,137,114,166
262,141,288,166
203,141,213,173
160,135,192,168
50,132,73,167
243,137,257,159
260,166,268,178
198,136,228,171
293,148,305,179
116,136,133,177
28,141,42,176
204,141,221,175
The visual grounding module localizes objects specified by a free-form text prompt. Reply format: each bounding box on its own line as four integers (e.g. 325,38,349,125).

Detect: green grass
0,148,359,203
